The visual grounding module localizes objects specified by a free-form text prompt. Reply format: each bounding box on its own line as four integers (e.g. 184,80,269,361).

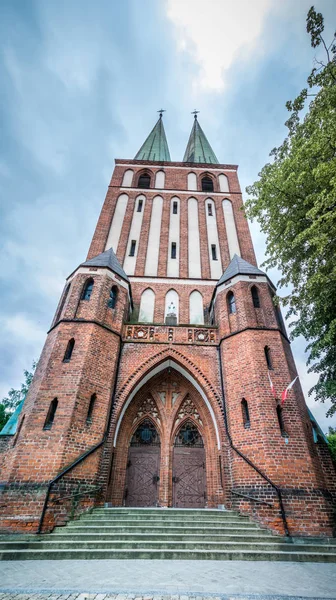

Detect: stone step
62,524,263,534
79,514,250,522
72,517,259,527
0,540,332,553
50,532,277,542
0,547,335,562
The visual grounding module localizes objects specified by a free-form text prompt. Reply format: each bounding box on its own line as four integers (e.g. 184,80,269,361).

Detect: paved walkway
0,560,335,599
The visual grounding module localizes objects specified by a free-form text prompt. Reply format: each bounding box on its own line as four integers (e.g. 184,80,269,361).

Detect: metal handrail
37,339,123,534
231,489,274,508
51,485,102,503
217,345,290,537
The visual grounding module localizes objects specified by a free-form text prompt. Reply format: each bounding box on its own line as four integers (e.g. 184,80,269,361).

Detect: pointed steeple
183,113,219,164
134,112,171,162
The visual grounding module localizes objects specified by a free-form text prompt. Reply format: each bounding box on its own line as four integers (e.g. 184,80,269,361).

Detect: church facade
0,115,335,537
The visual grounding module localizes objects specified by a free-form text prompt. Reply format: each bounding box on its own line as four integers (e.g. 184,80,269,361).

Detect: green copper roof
134,115,171,161
183,116,219,164
0,399,24,436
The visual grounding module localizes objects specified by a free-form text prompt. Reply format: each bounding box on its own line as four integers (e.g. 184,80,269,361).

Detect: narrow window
86,393,96,424
251,286,260,308
81,278,94,301
264,346,273,370
173,201,178,214
63,338,75,362
227,291,236,314
276,405,287,437
211,244,217,261
137,199,143,212
129,240,136,257
171,242,177,259
241,399,250,429
108,285,118,309
207,203,213,216
201,176,214,192
138,173,151,188
43,398,58,430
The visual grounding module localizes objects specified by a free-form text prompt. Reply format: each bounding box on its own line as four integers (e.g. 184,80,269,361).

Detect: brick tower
0,113,335,537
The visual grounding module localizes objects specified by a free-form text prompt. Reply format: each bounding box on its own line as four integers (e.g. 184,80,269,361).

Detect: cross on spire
157,109,166,118
191,109,200,119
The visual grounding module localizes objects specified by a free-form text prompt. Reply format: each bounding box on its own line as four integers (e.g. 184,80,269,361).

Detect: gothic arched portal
108,367,223,508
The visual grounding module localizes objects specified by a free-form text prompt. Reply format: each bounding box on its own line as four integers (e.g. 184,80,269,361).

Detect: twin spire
134,112,219,164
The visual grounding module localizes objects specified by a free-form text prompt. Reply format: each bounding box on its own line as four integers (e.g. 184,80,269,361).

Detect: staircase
1,507,335,561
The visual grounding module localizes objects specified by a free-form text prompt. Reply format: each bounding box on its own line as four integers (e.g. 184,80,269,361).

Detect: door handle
172,476,180,483
152,475,160,484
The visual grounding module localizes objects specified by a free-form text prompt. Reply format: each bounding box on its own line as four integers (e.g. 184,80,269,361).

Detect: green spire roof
134,114,171,162
183,116,219,164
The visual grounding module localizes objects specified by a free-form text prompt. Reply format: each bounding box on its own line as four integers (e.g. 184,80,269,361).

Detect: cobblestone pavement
0,560,335,600
0,594,334,600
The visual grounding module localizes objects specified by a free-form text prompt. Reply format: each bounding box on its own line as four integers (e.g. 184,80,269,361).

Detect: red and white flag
268,371,277,399
281,376,298,405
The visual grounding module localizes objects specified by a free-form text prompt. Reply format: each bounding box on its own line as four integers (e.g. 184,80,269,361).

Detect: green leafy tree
245,7,336,416
0,362,36,430
326,427,336,463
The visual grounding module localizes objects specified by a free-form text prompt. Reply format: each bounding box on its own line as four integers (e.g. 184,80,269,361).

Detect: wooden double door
124,419,206,508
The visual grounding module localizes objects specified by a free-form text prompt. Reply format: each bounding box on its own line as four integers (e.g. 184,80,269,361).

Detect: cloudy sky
1,0,335,431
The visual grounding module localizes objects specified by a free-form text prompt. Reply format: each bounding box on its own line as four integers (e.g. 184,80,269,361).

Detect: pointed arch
187,172,197,191
174,419,204,447
165,289,179,324
201,173,214,192
81,278,94,301
189,289,204,324
139,288,155,323
122,169,134,187
114,357,221,449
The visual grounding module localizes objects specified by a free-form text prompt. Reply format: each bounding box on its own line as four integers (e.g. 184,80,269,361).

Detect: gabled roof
217,254,265,286
81,248,129,282
0,399,24,436
183,116,219,164
134,115,171,162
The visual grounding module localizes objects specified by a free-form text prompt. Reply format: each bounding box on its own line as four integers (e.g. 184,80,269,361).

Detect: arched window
264,346,273,370
227,291,236,314
138,172,151,189
189,290,204,325
251,286,260,308
55,283,70,323
108,286,118,309
201,175,214,192
86,394,96,424
276,405,287,437
139,288,155,323
63,338,75,362
165,289,179,325
241,399,250,429
81,278,94,301
175,421,204,447
131,419,160,446
188,172,197,191
219,173,229,192
122,169,133,187
43,398,58,430
155,170,165,188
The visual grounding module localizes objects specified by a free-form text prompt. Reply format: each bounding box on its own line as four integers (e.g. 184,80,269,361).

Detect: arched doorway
109,365,223,508
173,420,206,508
124,419,160,507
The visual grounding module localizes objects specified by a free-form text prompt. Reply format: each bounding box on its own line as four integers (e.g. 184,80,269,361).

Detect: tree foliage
327,427,336,463
0,362,36,430
245,7,336,417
